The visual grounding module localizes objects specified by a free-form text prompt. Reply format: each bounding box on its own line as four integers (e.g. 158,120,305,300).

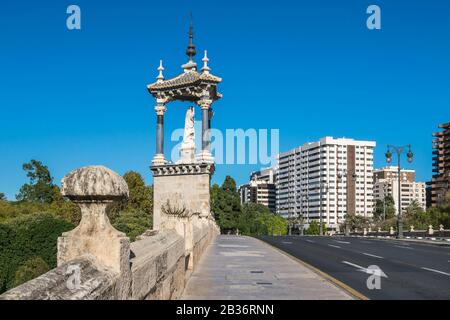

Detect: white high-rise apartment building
276,137,376,231
373,167,426,214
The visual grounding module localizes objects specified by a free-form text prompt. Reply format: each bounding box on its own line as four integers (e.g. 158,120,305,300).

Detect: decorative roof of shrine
148,70,221,91
147,22,222,102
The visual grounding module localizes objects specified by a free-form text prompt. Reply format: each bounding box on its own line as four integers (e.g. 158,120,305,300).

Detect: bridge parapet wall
0,166,218,300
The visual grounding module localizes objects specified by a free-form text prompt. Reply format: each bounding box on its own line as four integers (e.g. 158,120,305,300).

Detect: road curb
254,237,369,301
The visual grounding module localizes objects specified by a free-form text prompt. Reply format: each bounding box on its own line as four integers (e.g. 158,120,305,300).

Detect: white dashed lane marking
395,245,414,250
334,240,351,244
328,244,341,249
362,253,384,259
421,267,450,276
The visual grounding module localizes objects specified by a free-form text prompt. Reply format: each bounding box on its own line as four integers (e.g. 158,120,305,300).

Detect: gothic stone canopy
149,23,221,167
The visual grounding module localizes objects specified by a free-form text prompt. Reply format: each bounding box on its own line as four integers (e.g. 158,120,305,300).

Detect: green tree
210,183,221,221
373,195,395,222
110,171,153,239
305,220,325,235
49,186,81,225
211,176,242,232
0,193,6,201
424,207,450,229
268,214,288,235
404,200,426,228
239,203,268,235
341,214,371,232
0,194,81,225
238,203,260,234
14,257,49,287
237,203,288,236
16,160,57,203
112,209,152,241
122,171,153,214
406,200,423,215
0,213,74,293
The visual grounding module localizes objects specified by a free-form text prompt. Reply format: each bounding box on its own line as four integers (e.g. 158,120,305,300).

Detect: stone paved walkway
182,235,353,300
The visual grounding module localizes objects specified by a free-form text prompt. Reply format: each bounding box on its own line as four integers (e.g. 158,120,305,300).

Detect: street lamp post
385,144,413,239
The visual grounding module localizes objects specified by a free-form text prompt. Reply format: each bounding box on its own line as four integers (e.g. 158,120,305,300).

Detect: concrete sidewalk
182,235,354,300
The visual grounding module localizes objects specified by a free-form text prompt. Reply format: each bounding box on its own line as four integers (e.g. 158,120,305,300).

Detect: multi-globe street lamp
385,144,413,239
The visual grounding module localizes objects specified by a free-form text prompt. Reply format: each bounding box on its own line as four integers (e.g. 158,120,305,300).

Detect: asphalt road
259,235,450,300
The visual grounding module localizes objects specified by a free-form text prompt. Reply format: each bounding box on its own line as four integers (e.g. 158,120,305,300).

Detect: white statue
182,106,195,148
177,106,196,164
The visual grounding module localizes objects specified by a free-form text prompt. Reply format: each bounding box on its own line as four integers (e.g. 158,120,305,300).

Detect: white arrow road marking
421,267,450,276
342,261,366,270
342,261,388,278
328,244,341,249
362,253,384,259
305,239,315,243
282,241,292,244
334,240,351,244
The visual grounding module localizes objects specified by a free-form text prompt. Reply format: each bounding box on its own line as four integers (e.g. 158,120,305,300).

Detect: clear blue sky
0,0,449,200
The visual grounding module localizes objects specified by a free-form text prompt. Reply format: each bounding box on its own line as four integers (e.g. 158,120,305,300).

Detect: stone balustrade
0,165,219,300
345,225,450,239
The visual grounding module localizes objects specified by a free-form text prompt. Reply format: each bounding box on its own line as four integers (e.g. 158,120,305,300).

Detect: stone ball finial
61,165,129,202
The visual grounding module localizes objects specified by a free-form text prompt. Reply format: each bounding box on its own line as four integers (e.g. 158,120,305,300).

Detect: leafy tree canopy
112,209,152,241
14,256,49,287
110,171,153,238
373,195,395,222
211,176,242,231
123,171,153,214
305,220,323,235
16,160,57,203
0,213,74,293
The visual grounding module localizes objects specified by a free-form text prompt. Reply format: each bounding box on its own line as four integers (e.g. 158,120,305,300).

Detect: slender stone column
153,100,167,166
208,107,213,134
197,99,214,164
202,105,209,152
157,114,164,154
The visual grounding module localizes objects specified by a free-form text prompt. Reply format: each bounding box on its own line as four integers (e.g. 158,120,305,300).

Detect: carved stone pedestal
57,165,132,299
151,163,214,270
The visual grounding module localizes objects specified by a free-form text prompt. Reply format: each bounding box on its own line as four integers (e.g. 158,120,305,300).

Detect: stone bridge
0,165,219,300
0,165,353,300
